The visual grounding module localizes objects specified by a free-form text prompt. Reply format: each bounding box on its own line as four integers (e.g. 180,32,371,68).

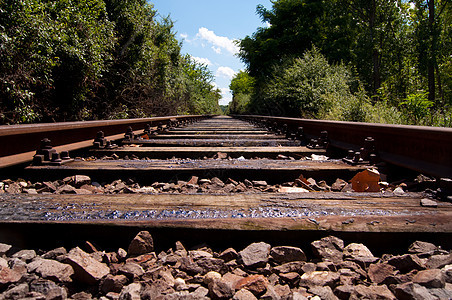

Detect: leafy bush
399,92,433,124
0,0,220,124
250,47,355,118
228,93,251,115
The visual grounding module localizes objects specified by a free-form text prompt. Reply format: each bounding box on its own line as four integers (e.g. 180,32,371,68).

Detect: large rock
189,250,213,260
141,279,172,299
180,256,203,275
45,286,68,300
158,268,175,287
394,282,436,300
351,285,396,300
343,243,374,259
368,263,396,284
233,288,258,300
301,262,316,274
338,268,360,286
64,247,110,284
211,177,225,187
119,282,142,300
387,254,425,273
311,236,344,262
209,279,234,299
273,261,305,274
0,266,24,286
299,271,339,288
335,285,354,300
42,247,67,260
0,243,12,256
219,248,238,262
235,275,268,296
221,272,245,290
270,246,306,264
204,271,222,286
64,175,91,188
71,291,93,299
128,231,154,256
271,284,292,300
279,272,300,287
118,262,145,279
412,269,445,288
174,277,187,291
27,258,74,283
350,255,379,269
309,286,338,300
331,179,347,191
56,184,77,194
443,264,452,283
12,249,36,262
426,254,452,269
29,279,67,298
0,283,29,299
429,288,452,299
238,242,271,268
0,258,8,268
100,274,128,293
196,257,227,275
408,241,438,255
191,286,209,299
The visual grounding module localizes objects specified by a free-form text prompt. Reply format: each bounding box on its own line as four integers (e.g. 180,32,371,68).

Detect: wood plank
140,134,284,139
25,159,367,184
91,146,326,159
0,193,450,233
123,139,300,147
163,130,270,134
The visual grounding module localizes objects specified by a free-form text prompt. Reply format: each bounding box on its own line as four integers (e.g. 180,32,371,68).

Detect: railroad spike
34,138,57,163
343,136,378,165
307,131,329,149
93,131,107,148
124,126,135,140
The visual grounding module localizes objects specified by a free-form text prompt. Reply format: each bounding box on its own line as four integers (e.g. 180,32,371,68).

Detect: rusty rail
0,115,209,168
236,115,452,178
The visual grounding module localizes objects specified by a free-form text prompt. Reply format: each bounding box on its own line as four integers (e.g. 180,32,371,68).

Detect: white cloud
212,46,222,54
180,33,188,39
192,56,212,66
218,88,232,105
216,66,236,79
196,27,239,55
219,87,230,95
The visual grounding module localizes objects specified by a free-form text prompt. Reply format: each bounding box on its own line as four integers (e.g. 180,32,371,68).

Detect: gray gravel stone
239,242,271,268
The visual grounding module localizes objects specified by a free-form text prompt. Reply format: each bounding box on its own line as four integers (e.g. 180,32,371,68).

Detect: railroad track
0,115,451,254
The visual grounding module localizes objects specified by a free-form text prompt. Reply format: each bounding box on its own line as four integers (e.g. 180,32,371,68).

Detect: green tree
1,0,220,123
238,0,326,80
182,55,221,114
228,71,255,114
0,0,115,123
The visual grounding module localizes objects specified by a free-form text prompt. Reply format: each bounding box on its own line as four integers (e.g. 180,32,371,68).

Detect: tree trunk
428,0,436,102
370,0,381,96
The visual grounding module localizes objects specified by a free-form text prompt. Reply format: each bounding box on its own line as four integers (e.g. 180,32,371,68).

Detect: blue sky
149,0,272,105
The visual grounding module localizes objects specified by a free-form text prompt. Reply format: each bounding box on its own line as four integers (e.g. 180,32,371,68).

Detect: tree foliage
236,0,451,126
0,0,220,124
228,70,254,114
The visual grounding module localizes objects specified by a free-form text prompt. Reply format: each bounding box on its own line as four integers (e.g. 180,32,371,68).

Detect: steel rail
236,115,452,178
0,115,209,168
